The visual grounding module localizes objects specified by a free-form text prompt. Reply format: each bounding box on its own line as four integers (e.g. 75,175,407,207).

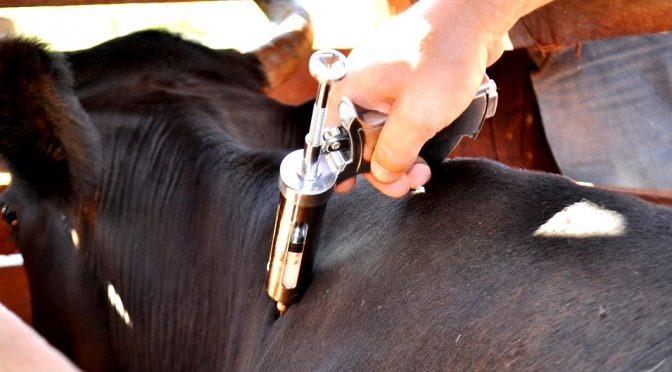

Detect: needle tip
277,302,288,314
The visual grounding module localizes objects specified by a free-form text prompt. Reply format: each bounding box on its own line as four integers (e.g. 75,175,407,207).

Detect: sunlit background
0,0,395,51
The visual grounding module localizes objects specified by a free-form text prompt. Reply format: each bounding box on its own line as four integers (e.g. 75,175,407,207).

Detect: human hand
329,0,551,197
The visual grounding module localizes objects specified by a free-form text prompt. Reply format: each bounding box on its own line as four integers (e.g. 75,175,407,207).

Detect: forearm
0,304,79,371
422,0,554,35
509,0,672,50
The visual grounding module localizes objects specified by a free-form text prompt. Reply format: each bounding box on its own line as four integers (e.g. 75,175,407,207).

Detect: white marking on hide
644,358,667,372
533,200,626,238
0,172,11,186
0,253,23,268
575,181,595,187
70,229,80,250
107,283,133,328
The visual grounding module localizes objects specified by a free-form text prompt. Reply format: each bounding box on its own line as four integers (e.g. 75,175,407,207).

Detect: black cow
1,29,672,371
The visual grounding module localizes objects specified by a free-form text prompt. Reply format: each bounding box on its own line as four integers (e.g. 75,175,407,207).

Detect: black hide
0,31,671,371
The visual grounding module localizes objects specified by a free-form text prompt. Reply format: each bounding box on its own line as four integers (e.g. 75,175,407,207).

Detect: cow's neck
20,200,117,371
88,143,286,369
213,149,292,365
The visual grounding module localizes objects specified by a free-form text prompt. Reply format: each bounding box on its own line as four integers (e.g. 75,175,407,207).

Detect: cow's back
256,159,672,371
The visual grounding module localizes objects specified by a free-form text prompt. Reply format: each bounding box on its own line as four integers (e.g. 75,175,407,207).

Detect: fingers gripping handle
420,77,497,166
334,76,498,182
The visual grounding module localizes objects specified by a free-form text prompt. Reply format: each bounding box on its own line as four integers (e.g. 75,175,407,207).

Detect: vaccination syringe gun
265,49,498,314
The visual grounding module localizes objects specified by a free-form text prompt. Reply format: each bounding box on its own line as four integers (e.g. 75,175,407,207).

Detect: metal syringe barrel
266,150,337,310
266,49,346,312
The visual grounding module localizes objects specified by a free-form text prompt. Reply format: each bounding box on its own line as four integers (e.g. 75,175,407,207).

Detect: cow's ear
0,38,100,200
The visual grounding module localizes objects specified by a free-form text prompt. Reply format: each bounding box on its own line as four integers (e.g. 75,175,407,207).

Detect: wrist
410,0,552,65
416,0,554,34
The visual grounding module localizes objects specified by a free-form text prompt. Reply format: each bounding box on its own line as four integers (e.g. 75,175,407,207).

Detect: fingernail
418,170,431,187
409,166,431,189
371,161,398,183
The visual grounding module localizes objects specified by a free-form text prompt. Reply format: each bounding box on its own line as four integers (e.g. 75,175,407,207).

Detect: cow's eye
1,204,18,227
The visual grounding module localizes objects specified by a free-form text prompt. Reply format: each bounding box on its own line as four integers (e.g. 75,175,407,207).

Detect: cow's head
0,38,100,256
0,0,313,255
0,38,112,366
0,4,313,366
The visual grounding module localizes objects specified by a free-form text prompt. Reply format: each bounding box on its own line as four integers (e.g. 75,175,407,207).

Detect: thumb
370,61,483,184
370,93,440,184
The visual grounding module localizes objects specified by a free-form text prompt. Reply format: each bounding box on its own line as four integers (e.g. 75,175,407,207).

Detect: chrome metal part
479,77,498,119
279,150,338,206
301,49,346,179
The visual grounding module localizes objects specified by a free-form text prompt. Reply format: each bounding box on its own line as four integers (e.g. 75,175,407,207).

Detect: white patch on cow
644,358,667,372
107,283,133,328
70,228,80,250
0,253,23,268
533,200,626,238
0,172,11,186
575,181,595,187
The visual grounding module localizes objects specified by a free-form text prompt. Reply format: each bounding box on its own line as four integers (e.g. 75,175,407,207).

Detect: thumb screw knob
309,49,347,83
